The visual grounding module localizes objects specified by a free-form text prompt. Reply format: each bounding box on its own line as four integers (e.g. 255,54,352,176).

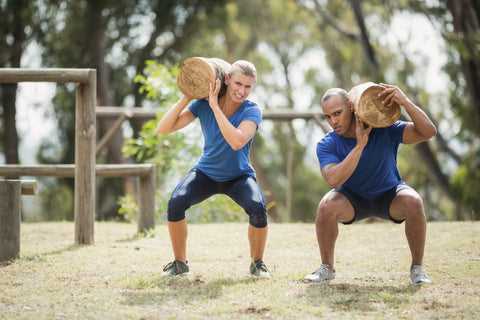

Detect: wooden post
74,70,96,245
138,166,155,233
20,180,38,195
0,180,21,262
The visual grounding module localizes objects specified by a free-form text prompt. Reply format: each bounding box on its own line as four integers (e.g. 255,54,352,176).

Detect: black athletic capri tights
167,169,268,228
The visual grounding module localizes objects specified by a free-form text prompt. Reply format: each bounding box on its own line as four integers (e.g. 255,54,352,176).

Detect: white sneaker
410,265,432,285
304,264,335,283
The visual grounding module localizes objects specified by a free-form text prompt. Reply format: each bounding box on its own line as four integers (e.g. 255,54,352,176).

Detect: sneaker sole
303,278,333,284
250,273,272,279
161,271,191,278
411,280,432,286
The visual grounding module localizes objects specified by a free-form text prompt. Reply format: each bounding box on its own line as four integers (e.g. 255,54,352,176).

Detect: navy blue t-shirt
316,121,407,199
189,99,262,182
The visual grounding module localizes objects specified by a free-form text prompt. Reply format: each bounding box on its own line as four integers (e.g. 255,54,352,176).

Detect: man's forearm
156,97,190,134
211,107,247,150
323,145,364,188
402,100,437,138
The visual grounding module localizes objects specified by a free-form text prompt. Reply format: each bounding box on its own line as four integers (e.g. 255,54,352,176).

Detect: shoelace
162,261,177,272
411,265,425,276
314,264,332,275
255,261,269,272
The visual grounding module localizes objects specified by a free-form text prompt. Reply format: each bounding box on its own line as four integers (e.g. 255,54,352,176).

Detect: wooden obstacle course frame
0,69,157,245
0,68,97,245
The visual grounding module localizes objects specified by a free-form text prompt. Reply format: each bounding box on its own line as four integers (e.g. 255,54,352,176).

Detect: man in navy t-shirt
156,60,270,278
304,84,437,285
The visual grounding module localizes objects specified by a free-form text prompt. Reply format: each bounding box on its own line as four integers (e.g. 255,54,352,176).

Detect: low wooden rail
0,165,155,233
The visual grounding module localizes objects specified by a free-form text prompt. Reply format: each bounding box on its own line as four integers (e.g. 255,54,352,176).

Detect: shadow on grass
0,244,84,266
121,276,258,306
0,260,15,268
21,244,84,261
115,234,143,243
115,229,156,243
304,282,420,312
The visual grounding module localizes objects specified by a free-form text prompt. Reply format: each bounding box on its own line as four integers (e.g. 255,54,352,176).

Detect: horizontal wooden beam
0,164,154,178
0,179,37,195
0,68,95,84
96,106,324,121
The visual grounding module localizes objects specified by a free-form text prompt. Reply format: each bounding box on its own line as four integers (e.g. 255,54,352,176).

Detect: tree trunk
251,146,280,221
414,142,455,198
446,0,480,134
1,85,20,164
348,0,383,82
286,123,294,222
0,0,29,166
86,0,126,220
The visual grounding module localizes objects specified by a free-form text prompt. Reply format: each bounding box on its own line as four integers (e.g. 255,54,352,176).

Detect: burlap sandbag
349,82,401,128
177,57,231,99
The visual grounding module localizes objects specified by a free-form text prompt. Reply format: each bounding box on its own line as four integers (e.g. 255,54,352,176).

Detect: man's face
225,72,255,104
322,95,354,136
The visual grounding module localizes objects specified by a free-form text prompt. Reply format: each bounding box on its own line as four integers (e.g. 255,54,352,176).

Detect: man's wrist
401,97,415,109
181,96,192,103
210,102,221,112
354,144,366,152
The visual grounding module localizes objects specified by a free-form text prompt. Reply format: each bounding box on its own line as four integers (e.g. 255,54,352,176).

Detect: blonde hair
230,60,257,80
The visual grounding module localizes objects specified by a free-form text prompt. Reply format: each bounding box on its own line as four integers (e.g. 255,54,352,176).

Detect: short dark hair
321,88,349,107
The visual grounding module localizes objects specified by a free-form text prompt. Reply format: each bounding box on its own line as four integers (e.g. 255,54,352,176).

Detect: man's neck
220,95,242,114
342,123,357,139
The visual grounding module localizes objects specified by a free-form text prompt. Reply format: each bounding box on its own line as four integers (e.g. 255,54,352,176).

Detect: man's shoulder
243,99,260,110
318,131,338,145
192,98,209,107
190,98,209,111
241,100,262,119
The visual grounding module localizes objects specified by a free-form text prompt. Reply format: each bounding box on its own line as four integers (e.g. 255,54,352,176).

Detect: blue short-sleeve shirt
189,99,262,182
316,121,407,199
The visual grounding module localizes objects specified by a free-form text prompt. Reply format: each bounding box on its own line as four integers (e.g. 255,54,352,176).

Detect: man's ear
348,100,354,112
224,73,231,86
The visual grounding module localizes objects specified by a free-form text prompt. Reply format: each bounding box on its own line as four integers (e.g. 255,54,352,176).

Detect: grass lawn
1,221,479,319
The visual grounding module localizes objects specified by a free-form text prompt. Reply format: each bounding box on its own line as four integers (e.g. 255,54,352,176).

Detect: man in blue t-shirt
304,84,437,285
156,60,270,278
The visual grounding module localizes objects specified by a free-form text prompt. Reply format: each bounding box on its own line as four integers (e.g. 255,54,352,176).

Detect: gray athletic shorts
337,182,412,224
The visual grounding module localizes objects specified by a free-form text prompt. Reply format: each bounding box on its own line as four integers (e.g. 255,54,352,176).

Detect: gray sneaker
304,264,335,283
162,260,189,276
410,265,432,285
250,260,272,278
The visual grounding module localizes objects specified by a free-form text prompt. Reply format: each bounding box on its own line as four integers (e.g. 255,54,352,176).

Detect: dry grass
1,221,479,319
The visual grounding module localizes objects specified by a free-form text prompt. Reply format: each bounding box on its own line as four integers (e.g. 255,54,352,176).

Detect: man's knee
247,202,268,228
316,197,341,223
167,196,188,222
403,194,425,218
